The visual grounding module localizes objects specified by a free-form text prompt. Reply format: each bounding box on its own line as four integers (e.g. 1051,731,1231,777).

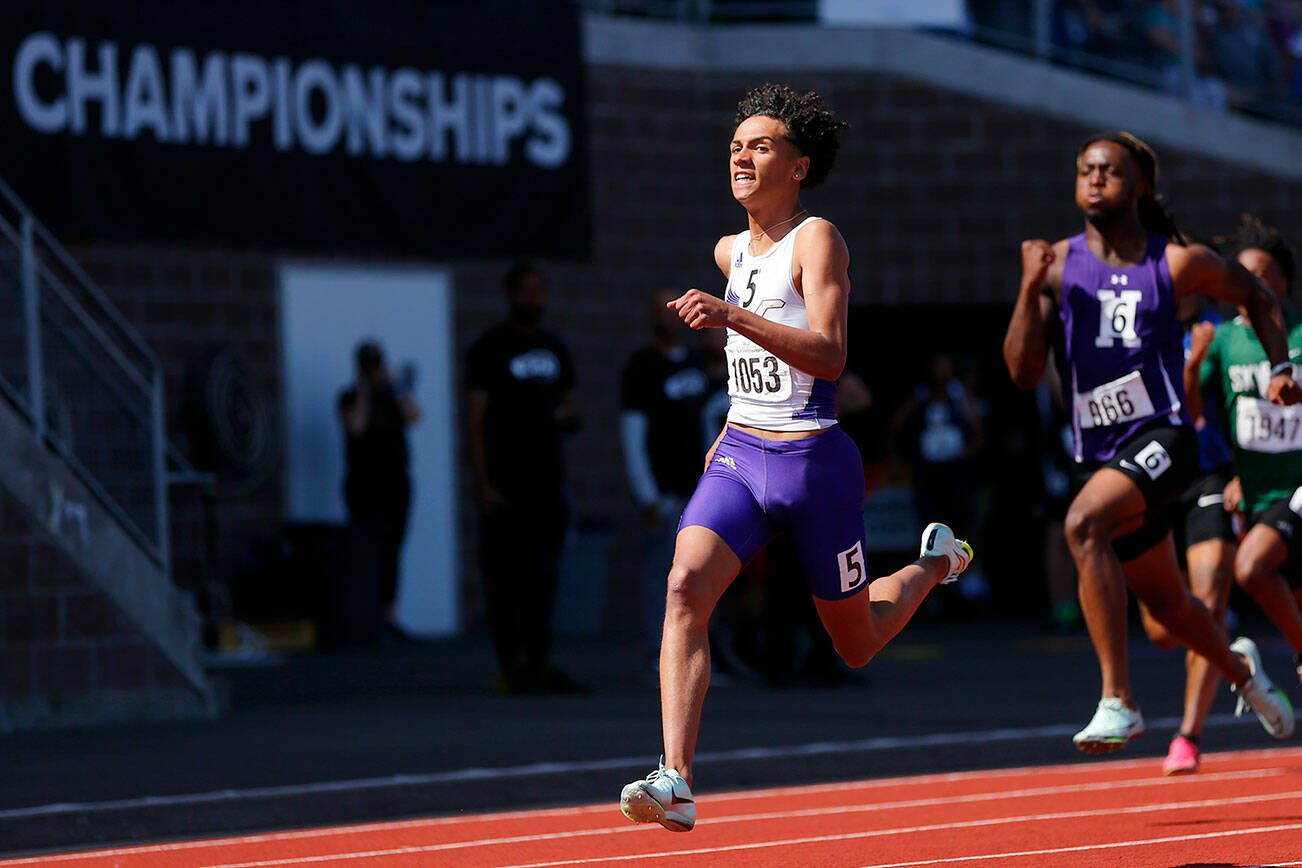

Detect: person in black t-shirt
465,263,581,694
621,289,712,666
338,340,421,641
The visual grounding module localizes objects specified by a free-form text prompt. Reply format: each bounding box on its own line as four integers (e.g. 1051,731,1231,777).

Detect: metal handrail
37,263,154,396
44,428,164,566
0,175,159,373
962,23,1165,92
0,173,168,572
40,298,151,431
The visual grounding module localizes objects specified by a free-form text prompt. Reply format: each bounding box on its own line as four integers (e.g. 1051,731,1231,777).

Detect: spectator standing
338,340,421,644
465,263,583,694
1138,0,1229,109
892,352,990,602
1033,366,1083,631
621,290,713,669
1208,0,1283,108
1273,1,1302,104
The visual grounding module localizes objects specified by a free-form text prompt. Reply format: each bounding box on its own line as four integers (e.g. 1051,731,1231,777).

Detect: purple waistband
722,423,843,454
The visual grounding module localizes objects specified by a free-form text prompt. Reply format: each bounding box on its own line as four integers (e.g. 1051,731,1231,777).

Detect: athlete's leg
1122,538,1249,686
622,445,770,831
780,427,959,666
660,525,742,787
1236,524,1302,654
813,555,955,667
1178,537,1235,740
1063,468,1148,706
647,431,776,787
1138,600,1178,650
1139,536,1235,740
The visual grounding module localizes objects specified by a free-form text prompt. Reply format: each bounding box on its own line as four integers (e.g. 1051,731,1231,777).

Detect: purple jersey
1055,232,1191,463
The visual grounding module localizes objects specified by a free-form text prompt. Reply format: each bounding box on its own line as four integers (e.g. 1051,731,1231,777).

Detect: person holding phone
339,339,421,643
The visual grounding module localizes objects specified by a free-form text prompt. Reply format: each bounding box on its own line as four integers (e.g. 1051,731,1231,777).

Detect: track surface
4,622,1302,860
4,747,1301,866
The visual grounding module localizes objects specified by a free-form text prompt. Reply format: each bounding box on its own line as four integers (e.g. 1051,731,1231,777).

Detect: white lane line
702,743,1302,802
199,770,1302,865
0,712,1269,823
287,793,1302,868
3,760,1296,864
849,822,1302,868
3,766,1285,865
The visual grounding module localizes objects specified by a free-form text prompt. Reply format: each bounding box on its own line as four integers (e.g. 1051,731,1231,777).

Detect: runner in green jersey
1195,215,1302,685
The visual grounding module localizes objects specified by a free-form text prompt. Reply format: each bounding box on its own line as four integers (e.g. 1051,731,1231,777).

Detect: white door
281,264,457,636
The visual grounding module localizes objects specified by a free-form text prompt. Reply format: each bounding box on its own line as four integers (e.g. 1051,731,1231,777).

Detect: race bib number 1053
729,353,792,402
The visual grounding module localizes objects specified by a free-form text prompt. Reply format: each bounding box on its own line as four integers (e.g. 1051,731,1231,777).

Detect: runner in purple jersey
1004,131,1300,755
617,85,973,833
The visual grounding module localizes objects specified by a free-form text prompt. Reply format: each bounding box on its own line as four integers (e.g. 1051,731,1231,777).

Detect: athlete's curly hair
1078,131,1185,245
735,84,848,189
1217,213,1296,291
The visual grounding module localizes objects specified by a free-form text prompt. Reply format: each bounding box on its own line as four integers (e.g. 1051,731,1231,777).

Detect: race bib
1074,371,1156,430
728,352,792,402
1236,397,1302,453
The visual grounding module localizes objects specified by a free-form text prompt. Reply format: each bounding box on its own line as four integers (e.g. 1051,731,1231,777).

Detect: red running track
5,746,1302,867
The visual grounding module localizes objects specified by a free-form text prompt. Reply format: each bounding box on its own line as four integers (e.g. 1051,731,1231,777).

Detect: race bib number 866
1074,371,1156,430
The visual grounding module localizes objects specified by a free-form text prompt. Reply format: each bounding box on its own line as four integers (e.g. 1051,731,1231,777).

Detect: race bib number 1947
1236,397,1302,454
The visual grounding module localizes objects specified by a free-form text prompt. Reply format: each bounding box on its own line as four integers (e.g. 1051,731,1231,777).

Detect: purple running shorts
679,425,869,600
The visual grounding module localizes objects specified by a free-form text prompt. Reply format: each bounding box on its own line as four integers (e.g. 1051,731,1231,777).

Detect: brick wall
0,492,200,729
54,67,1302,636
457,67,1302,630
65,245,283,609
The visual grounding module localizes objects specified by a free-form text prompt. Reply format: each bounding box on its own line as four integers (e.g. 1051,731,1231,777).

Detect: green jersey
1200,311,1302,518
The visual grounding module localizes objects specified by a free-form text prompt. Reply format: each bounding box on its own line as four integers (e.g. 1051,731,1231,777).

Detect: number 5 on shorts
838,541,866,594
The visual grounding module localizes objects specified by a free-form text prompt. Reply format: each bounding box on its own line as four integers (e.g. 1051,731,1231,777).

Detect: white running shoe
1073,698,1145,754
1230,636,1295,739
620,759,696,832
920,523,973,585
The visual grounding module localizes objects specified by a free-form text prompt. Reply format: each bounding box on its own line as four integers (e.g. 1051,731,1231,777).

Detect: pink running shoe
1162,735,1199,776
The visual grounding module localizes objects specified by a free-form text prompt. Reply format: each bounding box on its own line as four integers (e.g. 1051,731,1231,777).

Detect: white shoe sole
620,784,694,832
1073,728,1143,755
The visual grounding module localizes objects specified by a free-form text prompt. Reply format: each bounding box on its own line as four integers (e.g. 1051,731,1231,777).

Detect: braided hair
1218,213,1296,291
1078,131,1185,245
735,84,848,189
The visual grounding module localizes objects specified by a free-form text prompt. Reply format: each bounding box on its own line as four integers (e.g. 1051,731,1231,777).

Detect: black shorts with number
1251,494,1302,589
1072,422,1200,563
1172,469,1238,559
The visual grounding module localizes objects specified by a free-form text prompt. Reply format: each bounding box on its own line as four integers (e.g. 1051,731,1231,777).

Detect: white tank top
723,216,838,432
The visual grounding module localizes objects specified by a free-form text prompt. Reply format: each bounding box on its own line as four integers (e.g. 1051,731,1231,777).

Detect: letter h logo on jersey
1095,274,1142,349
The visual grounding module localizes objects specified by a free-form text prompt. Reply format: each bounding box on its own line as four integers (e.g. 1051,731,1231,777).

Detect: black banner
0,1,589,257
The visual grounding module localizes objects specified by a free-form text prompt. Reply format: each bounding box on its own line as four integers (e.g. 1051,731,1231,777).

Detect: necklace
749,209,807,249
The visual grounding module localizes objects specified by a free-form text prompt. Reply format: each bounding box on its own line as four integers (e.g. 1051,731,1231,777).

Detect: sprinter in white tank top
619,85,973,833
